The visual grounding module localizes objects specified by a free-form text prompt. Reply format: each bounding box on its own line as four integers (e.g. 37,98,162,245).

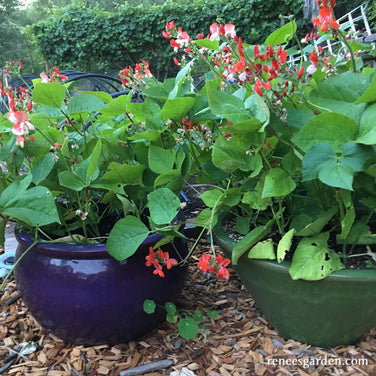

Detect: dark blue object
14,231,188,345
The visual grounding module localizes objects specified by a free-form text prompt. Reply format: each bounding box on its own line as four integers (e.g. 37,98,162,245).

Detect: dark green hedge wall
32,0,305,77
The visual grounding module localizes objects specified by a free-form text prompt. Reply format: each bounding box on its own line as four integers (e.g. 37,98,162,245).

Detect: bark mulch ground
1,241,375,376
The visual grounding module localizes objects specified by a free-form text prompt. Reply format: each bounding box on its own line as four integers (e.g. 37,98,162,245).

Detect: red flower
198,254,212,272
312,6,340,32
232,62,245,73
309,49,319,67
53,66,61,74
18,60,23,68
297,66,305,79
174,57,179,66
170,39,180,48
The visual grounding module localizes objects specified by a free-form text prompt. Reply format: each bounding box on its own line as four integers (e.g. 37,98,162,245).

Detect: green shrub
32,0,304,78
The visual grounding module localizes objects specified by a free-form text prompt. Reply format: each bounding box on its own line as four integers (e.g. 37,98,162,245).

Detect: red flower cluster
119,61,152,87
145,247,178,278
197,253,231,280
40,66,68,83
312,0,340,32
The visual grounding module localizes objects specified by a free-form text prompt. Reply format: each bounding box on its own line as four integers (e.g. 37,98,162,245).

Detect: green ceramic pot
213,218,376,347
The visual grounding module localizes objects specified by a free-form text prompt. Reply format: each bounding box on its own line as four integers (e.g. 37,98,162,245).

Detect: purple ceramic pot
14,231,188,345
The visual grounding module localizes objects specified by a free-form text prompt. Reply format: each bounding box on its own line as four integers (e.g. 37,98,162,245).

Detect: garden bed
0,240,375,376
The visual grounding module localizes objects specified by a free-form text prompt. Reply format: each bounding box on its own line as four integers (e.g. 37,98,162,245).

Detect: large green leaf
264,20,296,46
292,112,357,153
207,81,250,124
355,73,376,103
147,188,180,225
32,82,67,108
302,142,337,181
0,175,60,227
106,216,150,261
307,72,368,122
357,104,376,145
100,93,132,116
160,97,195,120
148,145,175,174
289,233,344,280
101,163,145,186
67,94,105,114
262,168,296,198
200,189,223,207
31,153,55,184
319,164,354,190
212,135,253,174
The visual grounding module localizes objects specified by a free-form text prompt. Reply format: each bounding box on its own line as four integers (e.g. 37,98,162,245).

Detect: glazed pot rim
15,229,164,259
213,213,376,282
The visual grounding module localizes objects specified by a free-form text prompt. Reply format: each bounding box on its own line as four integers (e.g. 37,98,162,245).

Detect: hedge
32,0,305,78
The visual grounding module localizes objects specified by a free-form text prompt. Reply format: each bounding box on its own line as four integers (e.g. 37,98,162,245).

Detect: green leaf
79,90,113,104
148,145,175,174
292,113,357,153
165,302,177,315
234,217,250,236
221,188,242,207
200,189,223,207
207,81,250,124
32,82,67,108
147,188,180,225
107,216,150,261
31,153,55,184
262,168,296,198
87,138,102,177
193,208,218,228
212,135,253,174
67,94,105,114
101,93,132,116
302,142,337,181
319,163,354,190
178,318,199,339
143,300,156,314
193,310,204,322
341,142,374,172
289,233,344,280
264,20,296,46
355,73,376,103
248,239,275,260
102,163,145,186
357,104,376,145
160,97,195,120
242,190,269,210
194,39,219,50
0,176,60,227
340,190,355,240
232,219,274,265
166,313,178,323
277,228,295,262
294,207,337,236
308,72,368,123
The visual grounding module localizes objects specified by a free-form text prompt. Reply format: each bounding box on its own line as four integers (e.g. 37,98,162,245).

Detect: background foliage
31,0,305,78
1,0,373,78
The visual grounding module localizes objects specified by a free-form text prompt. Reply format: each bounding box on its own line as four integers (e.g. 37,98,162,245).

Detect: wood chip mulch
1,242,375,376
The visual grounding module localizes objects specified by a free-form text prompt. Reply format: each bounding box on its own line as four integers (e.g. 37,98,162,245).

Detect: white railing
288,1,375,64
